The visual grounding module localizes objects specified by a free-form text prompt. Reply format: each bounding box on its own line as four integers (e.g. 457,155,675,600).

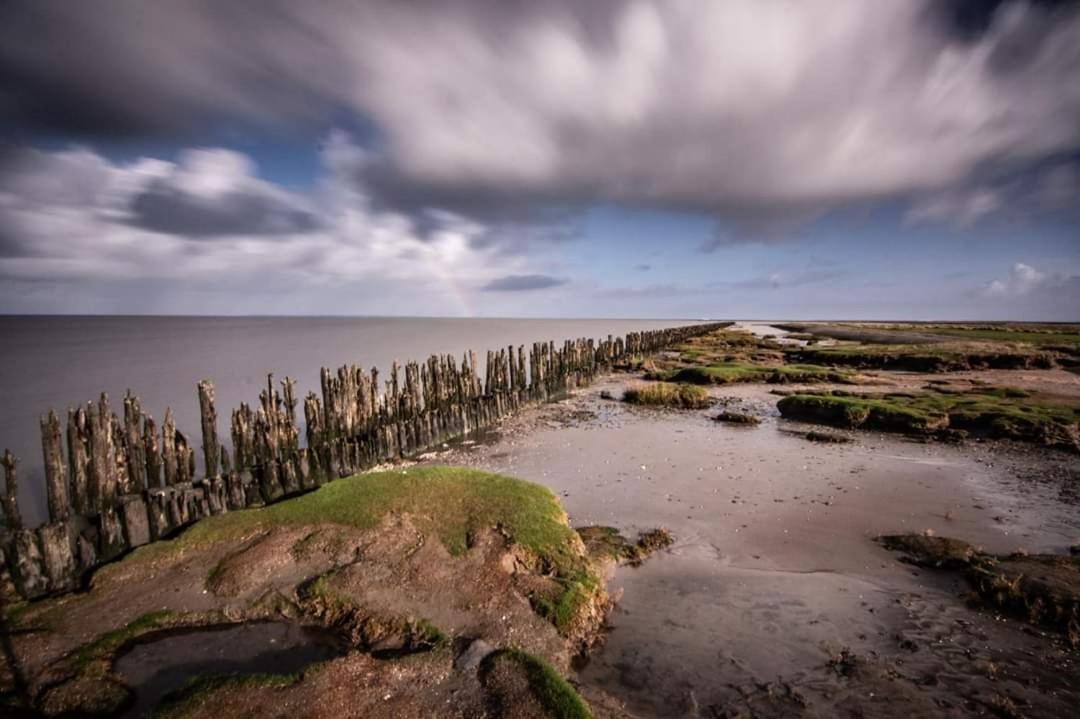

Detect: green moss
109,467,601,637
120,467,582,572
622,382,711,408
777,388,1079,449
575,526,673,568
791,343,1056,372
151,672,301,719
414,618,450,648
658,361,853,386
482,649,593,719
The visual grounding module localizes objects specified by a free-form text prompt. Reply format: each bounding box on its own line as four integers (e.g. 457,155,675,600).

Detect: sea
0,315,708,521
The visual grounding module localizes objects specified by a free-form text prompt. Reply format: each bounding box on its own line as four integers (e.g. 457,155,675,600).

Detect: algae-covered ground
639,327,862,386
779,321,1080,372
880,533,1080,645
621,382,711,409
0,467,666,718
777,386,1080,451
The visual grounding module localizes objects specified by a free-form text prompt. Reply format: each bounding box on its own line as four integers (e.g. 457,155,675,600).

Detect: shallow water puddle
114,621,346,717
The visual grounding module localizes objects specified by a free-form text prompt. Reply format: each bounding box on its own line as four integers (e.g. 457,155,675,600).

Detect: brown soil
2,513,624,717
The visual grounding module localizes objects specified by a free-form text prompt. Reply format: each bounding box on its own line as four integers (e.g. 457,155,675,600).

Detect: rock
455,639,496,672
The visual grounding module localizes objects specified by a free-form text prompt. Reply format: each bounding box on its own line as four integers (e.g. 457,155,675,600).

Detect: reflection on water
114,621,346,718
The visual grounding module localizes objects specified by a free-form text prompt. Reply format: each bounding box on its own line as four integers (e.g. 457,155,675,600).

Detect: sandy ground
423,371,1080,718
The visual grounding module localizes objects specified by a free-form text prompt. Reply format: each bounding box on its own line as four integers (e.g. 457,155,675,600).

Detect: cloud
481,274,568,291
0,135,539,313
126,149,319,237
983,262,1049,296
713,269,848,291
1,0,1078,230
971,262,1080,320
905,159,1080,226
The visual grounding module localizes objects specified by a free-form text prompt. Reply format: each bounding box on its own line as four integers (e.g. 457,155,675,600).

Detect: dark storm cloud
481,274,568,291
2,0,1080,235
128,178,319,238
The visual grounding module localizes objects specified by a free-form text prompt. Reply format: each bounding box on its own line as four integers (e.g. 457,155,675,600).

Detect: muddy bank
1,467,667,717
428,372,1080,717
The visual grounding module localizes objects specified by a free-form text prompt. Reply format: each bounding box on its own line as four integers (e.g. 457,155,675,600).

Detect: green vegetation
919,326,1080,346
622,382,712,408
790,343,1057,372
713,410,761,425
135,467,577,563
777,387,1080,450
108,467,601,637
576,526,674,566
481,649,593,719
151,672,302,719
654,361,855,385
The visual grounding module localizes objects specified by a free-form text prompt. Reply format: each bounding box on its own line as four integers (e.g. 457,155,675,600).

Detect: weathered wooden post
144,414,161,488
66,407,90,514
197,380,220,479
40,411,69,523
123,392,146,492
87,394,119,510
1,450,22,531
162,408,177,487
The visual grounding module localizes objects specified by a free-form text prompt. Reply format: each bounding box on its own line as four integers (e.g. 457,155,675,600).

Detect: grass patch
576,526,673,566
481,648,593,719
867,323,1080,347
656,361,853,386
622,382,711,409
101,467,601,636
790,343,1057,372
777,388,1079,450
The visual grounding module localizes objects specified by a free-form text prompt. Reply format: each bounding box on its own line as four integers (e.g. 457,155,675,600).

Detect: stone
454,639,496,672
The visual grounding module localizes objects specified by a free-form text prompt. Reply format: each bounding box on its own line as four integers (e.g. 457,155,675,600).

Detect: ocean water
0,315,705,521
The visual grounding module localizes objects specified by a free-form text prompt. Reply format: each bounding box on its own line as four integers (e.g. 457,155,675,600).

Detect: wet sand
425,368,1080,716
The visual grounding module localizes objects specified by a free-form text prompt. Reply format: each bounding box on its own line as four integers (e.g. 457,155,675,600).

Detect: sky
0,0,1078,320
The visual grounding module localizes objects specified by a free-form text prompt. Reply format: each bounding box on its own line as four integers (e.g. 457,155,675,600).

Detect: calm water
0,315,705,522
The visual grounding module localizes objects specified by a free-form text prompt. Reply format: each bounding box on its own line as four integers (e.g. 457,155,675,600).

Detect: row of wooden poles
0,322,727,600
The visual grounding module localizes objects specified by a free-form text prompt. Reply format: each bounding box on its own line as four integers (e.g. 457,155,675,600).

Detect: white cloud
3,1,1079,223
0,136,535,310
984,262,1047,296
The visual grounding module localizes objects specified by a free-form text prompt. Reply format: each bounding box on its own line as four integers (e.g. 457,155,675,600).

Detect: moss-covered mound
576,526,674,567
8,468,633,718
788,343,1057,372
880,534,1080,645
777,388,1079,450
653,361,855,386
481,649,593,719
622,382,711,409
